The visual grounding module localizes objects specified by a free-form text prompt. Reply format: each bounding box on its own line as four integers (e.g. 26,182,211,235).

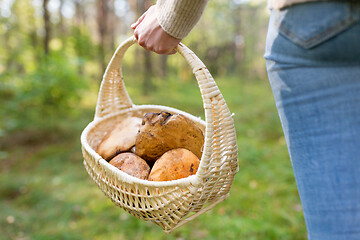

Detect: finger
134,29,139,40
147,46,154,52
154,48,176,55
131,10,147,29
168,49,177,55
131,13,145,29
137,36,146,48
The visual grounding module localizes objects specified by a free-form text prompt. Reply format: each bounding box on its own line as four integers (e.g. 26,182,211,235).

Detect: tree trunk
74,1,87,75
137,0,154,95
143,51,154,95
97,0,108,73
4,26,13,70
43,0,50,55
58,0,66,49
160,55,168,78
109,0,116,51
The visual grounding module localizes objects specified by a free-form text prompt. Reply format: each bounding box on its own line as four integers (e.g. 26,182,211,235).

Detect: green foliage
0,52,88,132
70,26,98,71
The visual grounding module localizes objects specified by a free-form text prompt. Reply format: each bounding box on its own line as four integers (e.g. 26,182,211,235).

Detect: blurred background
0,0,307,239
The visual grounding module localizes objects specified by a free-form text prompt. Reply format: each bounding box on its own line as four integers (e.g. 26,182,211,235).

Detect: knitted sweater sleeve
156,0,209,39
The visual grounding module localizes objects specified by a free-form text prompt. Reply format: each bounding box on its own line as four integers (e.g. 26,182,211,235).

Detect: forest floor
0,75,306,240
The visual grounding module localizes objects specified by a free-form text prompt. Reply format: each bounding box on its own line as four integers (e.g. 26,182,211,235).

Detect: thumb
168,49,177,55
131,10,148,29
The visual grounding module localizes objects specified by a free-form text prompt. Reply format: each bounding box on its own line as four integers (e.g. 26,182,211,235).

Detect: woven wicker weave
80,36,239,233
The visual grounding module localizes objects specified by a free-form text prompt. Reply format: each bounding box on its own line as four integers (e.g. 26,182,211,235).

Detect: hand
131,5,182,55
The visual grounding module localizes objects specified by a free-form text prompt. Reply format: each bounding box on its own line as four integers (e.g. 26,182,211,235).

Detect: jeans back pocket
274,2,360,49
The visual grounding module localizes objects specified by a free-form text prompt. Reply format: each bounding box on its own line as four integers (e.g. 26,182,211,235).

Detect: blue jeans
264,2,360,239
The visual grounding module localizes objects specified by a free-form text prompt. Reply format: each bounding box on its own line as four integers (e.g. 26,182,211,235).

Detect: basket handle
94,35,213,120
95,36,238,182
175,42,238,183
95,36,137,119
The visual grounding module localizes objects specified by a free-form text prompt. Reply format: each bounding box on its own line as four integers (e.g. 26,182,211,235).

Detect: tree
136,0,155,95
43,0,51,55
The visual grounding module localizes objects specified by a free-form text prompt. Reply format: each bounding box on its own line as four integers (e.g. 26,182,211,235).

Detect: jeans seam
275,3,360,49
278,16,358,49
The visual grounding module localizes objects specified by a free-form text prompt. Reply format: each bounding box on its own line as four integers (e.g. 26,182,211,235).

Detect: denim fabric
264,2,360,240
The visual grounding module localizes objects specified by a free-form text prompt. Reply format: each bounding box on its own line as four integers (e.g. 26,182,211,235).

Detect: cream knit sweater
156,0,320,39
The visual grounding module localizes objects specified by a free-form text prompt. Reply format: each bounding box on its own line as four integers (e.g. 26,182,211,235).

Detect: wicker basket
80,36,239,233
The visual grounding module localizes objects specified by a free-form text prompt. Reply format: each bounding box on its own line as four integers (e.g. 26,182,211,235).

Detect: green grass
0,74,307,240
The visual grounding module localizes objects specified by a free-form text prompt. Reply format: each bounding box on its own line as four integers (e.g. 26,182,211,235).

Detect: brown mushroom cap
97,117,142,161
148,148,200,181
109,152,150,180
135,112,204,162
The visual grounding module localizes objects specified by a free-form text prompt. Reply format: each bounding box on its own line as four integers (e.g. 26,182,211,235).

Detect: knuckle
156,48,168,55
138,38,146,47
133,30,139,38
